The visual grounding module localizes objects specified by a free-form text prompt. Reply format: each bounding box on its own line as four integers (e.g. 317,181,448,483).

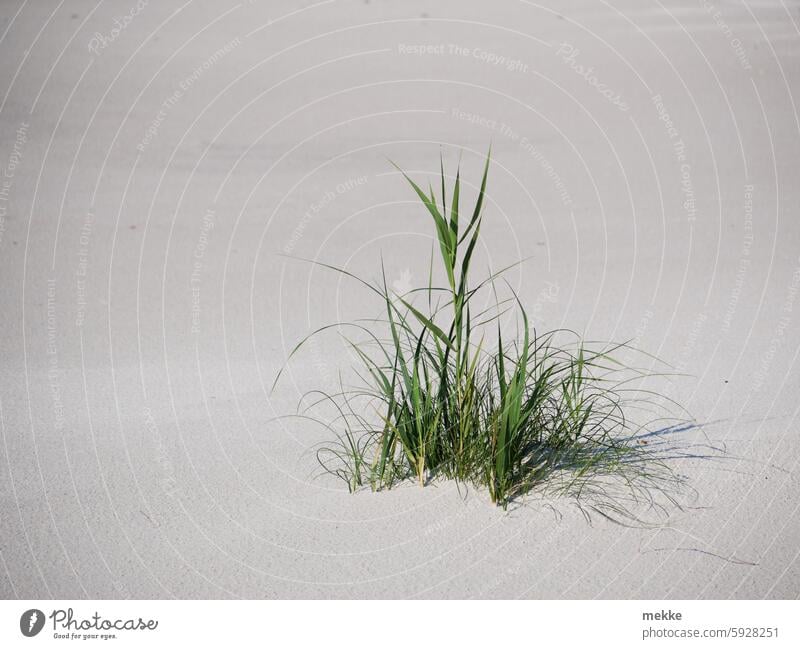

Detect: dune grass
275,150,687,519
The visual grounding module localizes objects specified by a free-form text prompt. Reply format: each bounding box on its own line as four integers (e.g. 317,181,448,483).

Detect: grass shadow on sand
274,150,713,525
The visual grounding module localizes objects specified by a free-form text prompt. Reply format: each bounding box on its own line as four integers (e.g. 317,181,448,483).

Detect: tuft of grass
275,150,689,519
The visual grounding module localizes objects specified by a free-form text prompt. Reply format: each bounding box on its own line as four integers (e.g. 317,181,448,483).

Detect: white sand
1,0,799,598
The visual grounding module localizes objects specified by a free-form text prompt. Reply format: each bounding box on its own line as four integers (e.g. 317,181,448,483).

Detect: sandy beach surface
1,0,799,598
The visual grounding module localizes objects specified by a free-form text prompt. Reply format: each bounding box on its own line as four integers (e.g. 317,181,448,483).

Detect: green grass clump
276,150,686,519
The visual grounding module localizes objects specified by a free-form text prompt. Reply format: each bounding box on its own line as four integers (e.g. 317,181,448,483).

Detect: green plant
275,150,687,519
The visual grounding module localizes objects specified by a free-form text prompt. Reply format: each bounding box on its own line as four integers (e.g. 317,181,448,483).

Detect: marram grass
275,150,689,521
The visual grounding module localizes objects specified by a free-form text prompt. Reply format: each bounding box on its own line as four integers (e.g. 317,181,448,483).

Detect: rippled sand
1,0,799,598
